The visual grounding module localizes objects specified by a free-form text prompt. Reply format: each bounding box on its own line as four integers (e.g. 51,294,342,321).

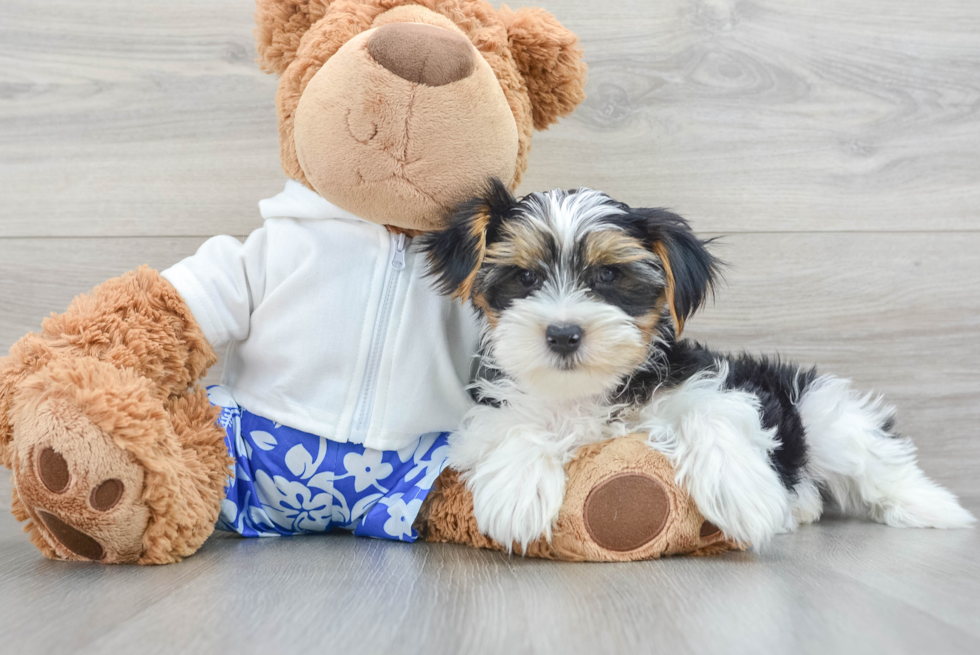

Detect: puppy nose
546,324,583,356
367,22,476,87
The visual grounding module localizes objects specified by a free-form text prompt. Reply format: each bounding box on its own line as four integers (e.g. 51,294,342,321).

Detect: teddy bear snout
368,22,475,87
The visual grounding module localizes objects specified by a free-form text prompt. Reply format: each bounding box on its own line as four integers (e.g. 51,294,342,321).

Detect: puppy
420,180,975,551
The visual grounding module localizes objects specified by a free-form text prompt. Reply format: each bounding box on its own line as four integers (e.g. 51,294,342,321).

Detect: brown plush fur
255,0,333,75
499,5,586,131
0,267,215,469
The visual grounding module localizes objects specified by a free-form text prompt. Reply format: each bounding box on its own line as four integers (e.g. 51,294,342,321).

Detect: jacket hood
259,179,365,223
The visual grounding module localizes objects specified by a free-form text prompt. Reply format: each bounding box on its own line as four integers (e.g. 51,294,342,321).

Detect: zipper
351,232,408,437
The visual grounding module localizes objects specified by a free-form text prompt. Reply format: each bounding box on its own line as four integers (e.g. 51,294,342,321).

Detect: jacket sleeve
161,228,269,348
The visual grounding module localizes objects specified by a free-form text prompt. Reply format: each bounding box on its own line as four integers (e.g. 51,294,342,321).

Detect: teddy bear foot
417,433,739,561
9,359,155,563
8,355,231,565
537,433,735,561
14,441,149,563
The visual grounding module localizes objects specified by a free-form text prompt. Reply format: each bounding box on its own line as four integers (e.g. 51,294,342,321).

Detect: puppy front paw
688,464,791,549
467,458,566,553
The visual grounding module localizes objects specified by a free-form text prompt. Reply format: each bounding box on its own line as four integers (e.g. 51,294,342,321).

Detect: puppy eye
595,266,620,285
518,269,539,288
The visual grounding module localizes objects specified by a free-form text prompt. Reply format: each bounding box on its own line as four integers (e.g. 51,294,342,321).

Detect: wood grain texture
2,0,980,236
0,0,281,239
529,0,980,231
0,470,978,655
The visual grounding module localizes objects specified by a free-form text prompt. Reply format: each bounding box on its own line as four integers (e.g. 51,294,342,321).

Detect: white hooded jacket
162,180,480,450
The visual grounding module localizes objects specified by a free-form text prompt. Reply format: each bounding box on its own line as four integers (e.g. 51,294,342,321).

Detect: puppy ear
419,179,516,302
500,5,588,130
631,209,720,336
254,0,334,75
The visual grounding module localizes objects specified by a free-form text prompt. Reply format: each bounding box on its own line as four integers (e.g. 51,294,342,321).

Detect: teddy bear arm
1,265,215,468
48,265,216,387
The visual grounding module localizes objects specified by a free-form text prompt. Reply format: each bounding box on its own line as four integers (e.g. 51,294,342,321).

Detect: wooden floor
1,471,978,654
1,0,979,652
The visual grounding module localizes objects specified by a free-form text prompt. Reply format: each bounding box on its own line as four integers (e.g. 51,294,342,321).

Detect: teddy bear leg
8,357,228,564
414,467,505,553
415,434,737,561
526,434,738,561
141,386,231,564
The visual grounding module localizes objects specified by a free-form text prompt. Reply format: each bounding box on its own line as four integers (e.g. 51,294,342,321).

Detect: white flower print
284,440,326,479
306,471,353,523
343,450,393,493
247,505,283,537
380,494,424,540
250,430,278,451
349,493,384,525
254,469,333,532
395,440,421,464
218,499,239,531
405,434,450,490
209,383,448,541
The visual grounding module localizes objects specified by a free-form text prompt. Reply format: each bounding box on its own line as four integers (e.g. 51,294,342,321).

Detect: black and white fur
420,180,975,551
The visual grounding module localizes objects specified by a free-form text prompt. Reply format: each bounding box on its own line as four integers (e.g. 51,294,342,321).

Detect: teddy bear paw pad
582,472,670,552
36,510,105,561
37,447,71,493
18,439,148,563
12,404,153,563
699,520,721,537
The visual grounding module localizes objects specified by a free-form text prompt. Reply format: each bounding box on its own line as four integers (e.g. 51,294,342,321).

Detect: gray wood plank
3,0,980,237
532,0,980,232
73,528,980,655
1,470,977,655
2,2,979,652
0,0,281,239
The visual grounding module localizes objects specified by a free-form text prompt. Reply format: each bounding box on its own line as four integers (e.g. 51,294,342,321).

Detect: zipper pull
391,233,407,271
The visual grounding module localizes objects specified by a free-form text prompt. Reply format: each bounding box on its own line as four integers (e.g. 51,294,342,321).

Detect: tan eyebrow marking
485,219,554,270
582,230,655,267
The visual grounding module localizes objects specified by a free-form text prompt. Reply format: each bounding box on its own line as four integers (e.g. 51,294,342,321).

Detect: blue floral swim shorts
208,386,451,542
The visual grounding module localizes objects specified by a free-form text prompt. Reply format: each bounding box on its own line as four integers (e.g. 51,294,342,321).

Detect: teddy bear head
256,0,587,231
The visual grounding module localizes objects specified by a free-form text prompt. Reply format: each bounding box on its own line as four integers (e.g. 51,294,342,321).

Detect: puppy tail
798,375,976,529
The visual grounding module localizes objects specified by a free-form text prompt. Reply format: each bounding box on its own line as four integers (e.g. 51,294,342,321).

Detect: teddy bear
0,0,735,564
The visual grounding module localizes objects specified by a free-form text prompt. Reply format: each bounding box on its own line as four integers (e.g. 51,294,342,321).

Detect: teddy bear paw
9,360,154,563
541,434,736,560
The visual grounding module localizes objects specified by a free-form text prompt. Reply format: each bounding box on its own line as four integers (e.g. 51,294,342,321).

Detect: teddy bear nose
368,22,476,87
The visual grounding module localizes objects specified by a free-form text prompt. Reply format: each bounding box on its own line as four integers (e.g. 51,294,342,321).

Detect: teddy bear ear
254,0,333,75
500,5,587,130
